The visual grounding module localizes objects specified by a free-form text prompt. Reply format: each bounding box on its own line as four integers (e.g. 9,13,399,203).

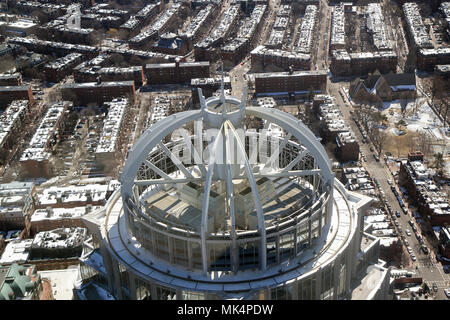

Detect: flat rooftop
145,61,210,69
143,178,312,231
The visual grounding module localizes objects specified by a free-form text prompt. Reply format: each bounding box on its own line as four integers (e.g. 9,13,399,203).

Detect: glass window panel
239,241,259,269
191,241,202,269
173,238,188,267
279,231,294,261
155,232,169,261
302,278,311,300
266,237,277,266
210,243,231,271
155,285,176,300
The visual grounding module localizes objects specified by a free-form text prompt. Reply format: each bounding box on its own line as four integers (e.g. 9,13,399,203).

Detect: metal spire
198,88,206,112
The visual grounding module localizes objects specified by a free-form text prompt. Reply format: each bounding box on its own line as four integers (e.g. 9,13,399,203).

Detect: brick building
60,81,135,105
8,37,99,59
20,102,71,178
335,131,360,162
98,67,145,87
438,227,450,261
180,4,216,50
330,50,398,76
0,100,31,165
129,3,182,50
254,70,327,95
145,61,210,85
0,73,22,86
152,32,190,56
349,72,416,103
220,4,267,66
193,5,240,62
95,99,130,172
399,158,450,226
43,53,85,83
417,48,450,71
30,206,98,235
34,183,114,210
0,181,35,231
0,86,34,109
191,76,232,105
251,45,312,71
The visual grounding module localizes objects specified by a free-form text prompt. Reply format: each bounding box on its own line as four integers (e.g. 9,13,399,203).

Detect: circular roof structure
119,88,336,277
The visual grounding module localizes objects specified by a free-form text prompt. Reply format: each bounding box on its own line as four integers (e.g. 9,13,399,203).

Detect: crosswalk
433,280,449,288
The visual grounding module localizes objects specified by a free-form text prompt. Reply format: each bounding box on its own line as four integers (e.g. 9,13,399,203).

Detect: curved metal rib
200,122,225,274
226,120,267,271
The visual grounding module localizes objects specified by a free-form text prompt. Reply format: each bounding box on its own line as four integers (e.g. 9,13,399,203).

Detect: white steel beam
158,142,195,179
262,133,293,171
200,123,224,274
227,120,267,271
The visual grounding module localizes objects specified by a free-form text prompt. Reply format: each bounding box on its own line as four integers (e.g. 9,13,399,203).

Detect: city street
329,82,450,299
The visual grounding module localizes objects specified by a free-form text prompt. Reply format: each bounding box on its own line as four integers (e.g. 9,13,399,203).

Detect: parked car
411,254,416,261
421,245,429,254
444,288,450,298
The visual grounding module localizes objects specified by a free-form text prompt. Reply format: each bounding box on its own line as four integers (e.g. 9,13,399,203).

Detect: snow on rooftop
20,102,70,162
0,100,29,149
235,5,266,40
181,4,214,39
331,4,345,47
294,5,317,54
251,45,311,61
38,268,79,300
196,5,240,48
402,2,433,49
36,184,109,207
44,53,83,71
31,206,102,222
366,3,392,51
136,2,159,19
130,3,181,44
95,98,128,155
32,227,86,250
0,239,33,265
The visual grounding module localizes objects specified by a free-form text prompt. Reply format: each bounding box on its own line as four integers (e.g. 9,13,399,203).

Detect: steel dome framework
120,88,335,276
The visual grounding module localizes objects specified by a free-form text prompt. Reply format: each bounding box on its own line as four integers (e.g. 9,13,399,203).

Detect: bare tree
427,73,450,128
47,89,63,103
88,29,105,46
371,129,388,155
415,131,433,157
0,54,16,73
